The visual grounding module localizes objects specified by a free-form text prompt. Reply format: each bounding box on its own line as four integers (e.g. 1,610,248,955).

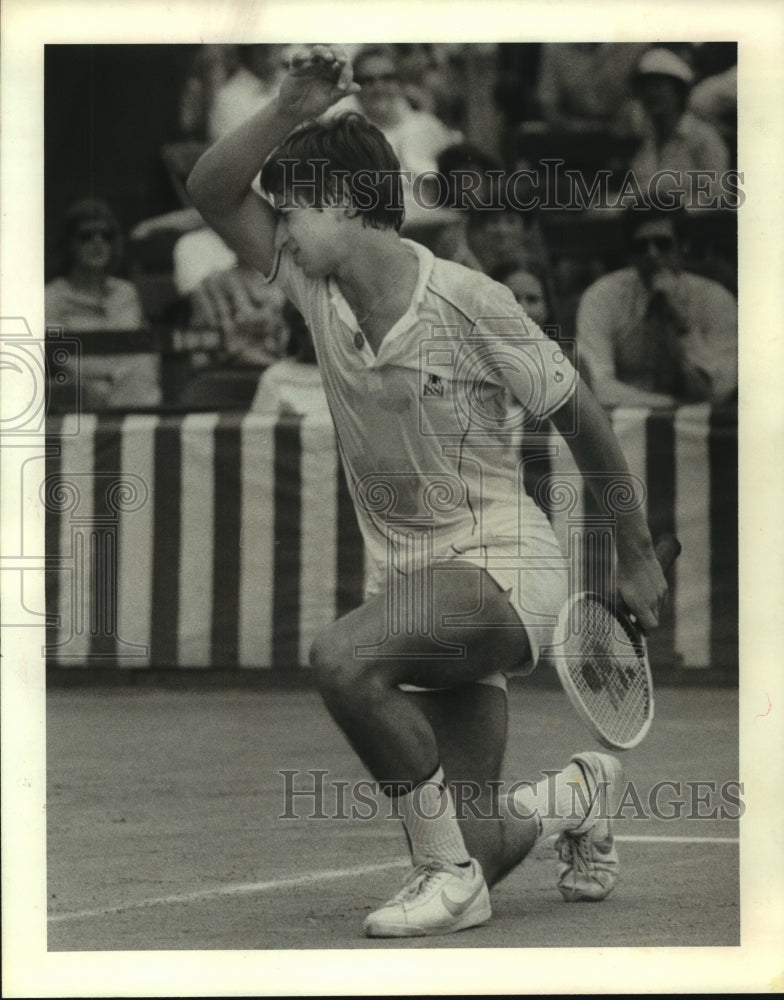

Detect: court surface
47,681,739,952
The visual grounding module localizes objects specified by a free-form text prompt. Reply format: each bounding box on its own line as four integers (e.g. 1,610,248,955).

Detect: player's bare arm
186,45,359,276
550,382,668,630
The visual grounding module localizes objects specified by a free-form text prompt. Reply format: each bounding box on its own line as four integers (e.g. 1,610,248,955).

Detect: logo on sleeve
423,373,444,397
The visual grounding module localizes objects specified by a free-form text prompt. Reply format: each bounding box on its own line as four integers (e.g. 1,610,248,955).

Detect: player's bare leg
310,562,526,789
414,685,622,898
311,562,526,935
411,684,540,888
311,562,621,934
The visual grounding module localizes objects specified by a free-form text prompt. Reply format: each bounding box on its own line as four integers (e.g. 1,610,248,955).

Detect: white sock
509,762,590,839
393,766,471,867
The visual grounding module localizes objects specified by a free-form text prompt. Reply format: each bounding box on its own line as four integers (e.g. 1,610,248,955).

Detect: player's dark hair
260,112,405,231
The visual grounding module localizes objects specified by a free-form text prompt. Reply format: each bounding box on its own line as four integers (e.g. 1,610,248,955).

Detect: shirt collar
327,237,434,335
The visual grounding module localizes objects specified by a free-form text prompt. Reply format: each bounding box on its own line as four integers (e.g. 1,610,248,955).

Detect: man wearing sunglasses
575,203,737,407
328,44,461,225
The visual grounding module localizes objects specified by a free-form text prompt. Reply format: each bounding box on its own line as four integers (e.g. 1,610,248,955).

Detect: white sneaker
555,751,623,902
364,859,491,938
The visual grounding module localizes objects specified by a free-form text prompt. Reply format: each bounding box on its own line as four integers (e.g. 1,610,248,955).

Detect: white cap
635,47,695,86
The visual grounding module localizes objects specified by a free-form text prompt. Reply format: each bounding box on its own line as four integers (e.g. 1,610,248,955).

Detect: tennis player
188,45,668,937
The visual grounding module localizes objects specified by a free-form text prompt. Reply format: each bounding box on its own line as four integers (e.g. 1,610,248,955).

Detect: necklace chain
355,286,400,326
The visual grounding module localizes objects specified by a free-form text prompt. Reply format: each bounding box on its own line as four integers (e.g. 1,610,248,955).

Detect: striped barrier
43,405,737,673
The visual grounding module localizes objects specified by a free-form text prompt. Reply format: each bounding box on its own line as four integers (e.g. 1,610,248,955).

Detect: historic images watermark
279,769,745,822
271,160,745,213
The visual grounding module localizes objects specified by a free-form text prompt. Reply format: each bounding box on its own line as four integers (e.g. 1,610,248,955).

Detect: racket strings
564,597,650,744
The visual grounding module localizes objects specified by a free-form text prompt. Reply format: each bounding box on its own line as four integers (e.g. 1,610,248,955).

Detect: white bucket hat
635,47,695,86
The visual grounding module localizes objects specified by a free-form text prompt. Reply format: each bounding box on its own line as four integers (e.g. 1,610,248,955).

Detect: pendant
354,331,365,350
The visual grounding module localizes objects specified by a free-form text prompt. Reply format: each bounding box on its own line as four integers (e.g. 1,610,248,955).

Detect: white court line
47,861,408,924
48,835,738,924
616,835,739,845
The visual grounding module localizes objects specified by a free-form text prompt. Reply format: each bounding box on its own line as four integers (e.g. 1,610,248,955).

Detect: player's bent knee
309,632,388,702
309,631,357,693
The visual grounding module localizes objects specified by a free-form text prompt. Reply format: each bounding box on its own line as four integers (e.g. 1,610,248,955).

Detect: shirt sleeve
471,282,578,420
692,117,730,175
265,232,326,338
682,280,738,403
108,280,147,330
575,277,617,391
173,230,238,296
576,274,678,407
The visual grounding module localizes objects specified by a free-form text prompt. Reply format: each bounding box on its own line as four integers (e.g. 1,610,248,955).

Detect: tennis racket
548,534,681,751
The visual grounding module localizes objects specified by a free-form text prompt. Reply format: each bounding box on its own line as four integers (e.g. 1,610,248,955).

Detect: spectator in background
207,44,287,142
394,43,464,128
186,262,289,363
45,198,161,410
179,44,240,140
629,47,729,203
535,43,647,138
172,226,238,298
489,259,555,332
689,62,737,133
461,199,546,276
430,142,504,264
430,147,547,273
576,203,737,408
132,45,287,242
432,156,552,309
250,302,330,419
329,44,462,226
175,262,290,410
688,57,737,155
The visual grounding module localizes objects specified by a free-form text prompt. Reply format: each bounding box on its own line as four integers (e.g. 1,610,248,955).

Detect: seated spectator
688,61,737,152
446,198,547,276
575,203,737,407
430,143,506,264
328,44,462,226
535,42,647,137
187,262,288,363
175,262,289,410
172,227,238,299
207,44,287,142
489,260,554,331
178,44,240,141
131,45,286,242
629,47,730,204
250,303,330,419
45,197,161,410
436,142,504,198
431,149,547,273
393,43,464,127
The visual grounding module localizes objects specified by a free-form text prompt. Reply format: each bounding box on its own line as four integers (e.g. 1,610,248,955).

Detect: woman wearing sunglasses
45,197,161,410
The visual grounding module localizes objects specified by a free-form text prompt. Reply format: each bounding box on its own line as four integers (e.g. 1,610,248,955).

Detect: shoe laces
556,830,594,876
395,860,464,902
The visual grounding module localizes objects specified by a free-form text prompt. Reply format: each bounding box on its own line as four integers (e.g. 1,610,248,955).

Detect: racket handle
654,534,682,574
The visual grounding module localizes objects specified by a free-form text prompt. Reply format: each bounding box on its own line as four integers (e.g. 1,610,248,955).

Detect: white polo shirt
268,238,578,588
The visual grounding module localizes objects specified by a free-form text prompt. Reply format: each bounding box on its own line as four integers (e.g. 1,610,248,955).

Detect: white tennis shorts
365,530,569,694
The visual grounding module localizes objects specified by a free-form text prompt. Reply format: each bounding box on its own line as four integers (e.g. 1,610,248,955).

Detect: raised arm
186,45,359,277
550,381,668,631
